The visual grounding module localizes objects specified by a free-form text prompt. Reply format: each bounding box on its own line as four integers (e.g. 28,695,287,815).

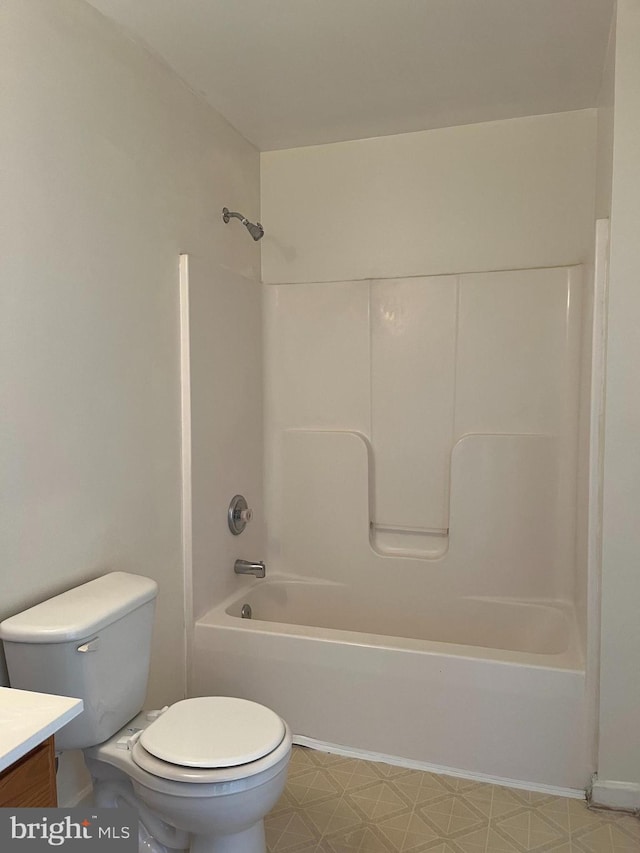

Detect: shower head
244,220,265,241
222,207,264,241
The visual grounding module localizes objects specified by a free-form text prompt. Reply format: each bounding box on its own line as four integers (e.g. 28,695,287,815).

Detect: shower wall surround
264,266,583,607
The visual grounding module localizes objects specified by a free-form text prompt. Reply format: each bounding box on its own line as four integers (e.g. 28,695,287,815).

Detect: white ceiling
85,0,614,151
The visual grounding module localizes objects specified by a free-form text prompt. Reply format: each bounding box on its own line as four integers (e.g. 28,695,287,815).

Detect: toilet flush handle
76,638,100,653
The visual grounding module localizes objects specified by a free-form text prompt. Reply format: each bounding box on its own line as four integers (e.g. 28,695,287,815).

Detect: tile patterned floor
266,746,640,853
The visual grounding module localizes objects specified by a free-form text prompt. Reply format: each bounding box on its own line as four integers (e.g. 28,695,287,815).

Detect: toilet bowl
86,699,292,853
0,572,292,853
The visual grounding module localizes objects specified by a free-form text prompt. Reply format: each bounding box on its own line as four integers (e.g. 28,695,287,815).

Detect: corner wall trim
179,254,193,699
590,777,640,812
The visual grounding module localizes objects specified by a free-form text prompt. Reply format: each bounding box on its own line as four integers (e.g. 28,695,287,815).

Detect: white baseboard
590,777,640,812
60,783,93,808
293,736,586,800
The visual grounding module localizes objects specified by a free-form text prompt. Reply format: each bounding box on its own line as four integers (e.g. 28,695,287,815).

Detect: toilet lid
140,697,286,768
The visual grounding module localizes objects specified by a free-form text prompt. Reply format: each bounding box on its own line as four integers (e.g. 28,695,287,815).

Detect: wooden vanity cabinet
0,736,57,807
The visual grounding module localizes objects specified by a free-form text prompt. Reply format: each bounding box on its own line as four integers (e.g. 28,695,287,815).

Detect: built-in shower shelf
371,523,449,559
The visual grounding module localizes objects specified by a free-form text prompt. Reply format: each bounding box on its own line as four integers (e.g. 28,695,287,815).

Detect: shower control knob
228,494,253,535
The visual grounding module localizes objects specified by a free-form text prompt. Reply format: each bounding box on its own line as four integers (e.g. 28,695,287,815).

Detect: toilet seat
131,697,288,783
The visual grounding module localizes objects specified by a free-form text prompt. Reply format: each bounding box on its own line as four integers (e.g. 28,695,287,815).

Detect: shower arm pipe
222,208,249,225
222,207,264,241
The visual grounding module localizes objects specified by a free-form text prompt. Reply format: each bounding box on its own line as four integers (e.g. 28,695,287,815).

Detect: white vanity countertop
0,686,83,772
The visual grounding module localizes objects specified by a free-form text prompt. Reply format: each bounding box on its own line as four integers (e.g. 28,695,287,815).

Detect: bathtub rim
198,574,584,672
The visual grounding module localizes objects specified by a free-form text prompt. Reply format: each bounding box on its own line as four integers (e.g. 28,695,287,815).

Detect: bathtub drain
241,603,252,619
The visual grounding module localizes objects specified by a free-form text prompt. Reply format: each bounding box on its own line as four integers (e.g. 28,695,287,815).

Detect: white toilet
0,572,292,853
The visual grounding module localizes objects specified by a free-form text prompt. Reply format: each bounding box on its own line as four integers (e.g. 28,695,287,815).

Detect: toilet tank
0,572,158,750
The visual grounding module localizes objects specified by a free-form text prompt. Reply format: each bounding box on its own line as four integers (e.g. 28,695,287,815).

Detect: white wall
598,0,640,790
261,110,597,284
186,255,264,629
0,0,260,801
595,18,616,221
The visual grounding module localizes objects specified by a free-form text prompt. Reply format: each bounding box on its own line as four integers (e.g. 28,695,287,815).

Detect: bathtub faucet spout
234,559,266,578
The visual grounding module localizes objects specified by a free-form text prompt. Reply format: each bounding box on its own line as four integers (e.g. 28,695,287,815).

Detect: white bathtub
193,578,588,791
